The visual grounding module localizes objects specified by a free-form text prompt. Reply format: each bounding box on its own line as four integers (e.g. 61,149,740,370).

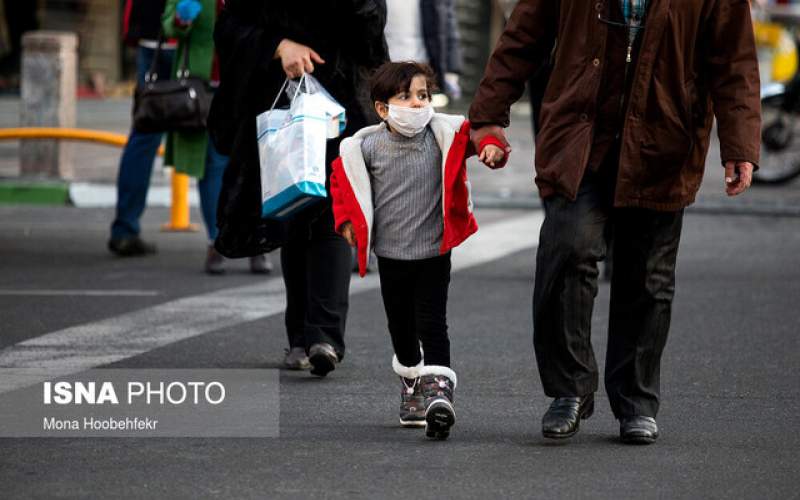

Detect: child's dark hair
369,61,438,103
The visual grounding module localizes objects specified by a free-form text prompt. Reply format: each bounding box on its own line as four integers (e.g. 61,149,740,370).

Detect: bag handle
143,30,192,82
144,32,167,83
177,33,192,79
267,73,308,113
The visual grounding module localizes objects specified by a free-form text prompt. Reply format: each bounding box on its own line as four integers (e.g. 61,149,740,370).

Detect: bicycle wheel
756,93,800,185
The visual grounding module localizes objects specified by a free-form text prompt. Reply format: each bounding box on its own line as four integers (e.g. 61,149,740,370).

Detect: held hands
275,39,325,79
176,0,202,24
470,125,512,169
724,161,754,196
340,222,357,247
480,144,506,168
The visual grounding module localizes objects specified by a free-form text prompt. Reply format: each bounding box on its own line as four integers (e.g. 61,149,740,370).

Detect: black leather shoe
541,394,595,439
108,236,157,257
620,416,659,444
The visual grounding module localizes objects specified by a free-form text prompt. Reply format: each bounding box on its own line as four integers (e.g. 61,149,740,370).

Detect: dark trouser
110,45,174,240
281,207,352,359
377,253,452,368
533,168,684,419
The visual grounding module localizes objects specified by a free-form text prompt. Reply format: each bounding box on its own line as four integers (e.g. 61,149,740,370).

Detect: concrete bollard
20,31,78,179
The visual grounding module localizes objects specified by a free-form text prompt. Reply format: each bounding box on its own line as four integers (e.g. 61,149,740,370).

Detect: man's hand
275,39,325,79
724,161,754,196
470,125,512,169
480,144,506,168
340,222,357,247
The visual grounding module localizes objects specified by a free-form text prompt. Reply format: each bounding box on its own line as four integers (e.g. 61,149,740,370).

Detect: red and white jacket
330,113,504,277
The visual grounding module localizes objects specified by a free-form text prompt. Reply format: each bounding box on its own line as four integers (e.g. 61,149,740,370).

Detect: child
330,62,506,440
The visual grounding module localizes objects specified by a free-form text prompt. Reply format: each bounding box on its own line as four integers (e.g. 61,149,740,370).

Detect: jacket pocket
639,77,695,176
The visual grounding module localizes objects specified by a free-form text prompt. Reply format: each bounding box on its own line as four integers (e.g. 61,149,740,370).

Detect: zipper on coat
615,48,632,139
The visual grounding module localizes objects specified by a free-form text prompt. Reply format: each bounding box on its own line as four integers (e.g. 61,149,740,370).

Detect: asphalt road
0,205,798,499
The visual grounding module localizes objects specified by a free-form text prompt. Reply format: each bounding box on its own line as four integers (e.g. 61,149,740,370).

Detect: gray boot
419,366,457,440
393,356,425,428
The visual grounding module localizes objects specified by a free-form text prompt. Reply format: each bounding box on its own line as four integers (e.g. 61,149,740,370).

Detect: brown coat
469,0,761,210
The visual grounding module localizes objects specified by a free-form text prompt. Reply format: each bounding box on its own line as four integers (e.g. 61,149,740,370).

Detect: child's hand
340,222,357,247
480,144,506,168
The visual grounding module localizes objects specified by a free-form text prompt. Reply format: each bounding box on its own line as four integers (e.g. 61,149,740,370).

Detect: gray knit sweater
361,125,443,260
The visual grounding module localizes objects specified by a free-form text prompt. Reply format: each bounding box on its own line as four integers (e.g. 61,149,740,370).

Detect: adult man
469,0,760,444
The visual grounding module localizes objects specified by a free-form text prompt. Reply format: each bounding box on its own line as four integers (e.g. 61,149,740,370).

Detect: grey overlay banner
0,369,279,437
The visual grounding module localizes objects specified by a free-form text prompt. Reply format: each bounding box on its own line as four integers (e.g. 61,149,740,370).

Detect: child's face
374,74,431,120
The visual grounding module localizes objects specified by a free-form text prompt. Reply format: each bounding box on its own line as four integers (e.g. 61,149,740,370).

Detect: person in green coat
162,0,271,274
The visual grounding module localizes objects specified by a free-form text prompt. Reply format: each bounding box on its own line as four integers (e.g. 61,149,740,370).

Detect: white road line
0,289,160,297
0,212,543,394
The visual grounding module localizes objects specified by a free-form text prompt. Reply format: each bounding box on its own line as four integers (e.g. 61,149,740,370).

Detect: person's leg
110,46,173,242
110,131,162,240
281,239,308,351
413,253,452,368
532,172,611,397
110,48,159,240
412,253,456,440
301,208,352,360
198,139,228,240
377,256,421,368
605,208,684,419
378,255,426,428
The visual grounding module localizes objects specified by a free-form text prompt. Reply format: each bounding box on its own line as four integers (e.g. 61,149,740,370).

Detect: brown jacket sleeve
705,0,761,167
468,0,558,128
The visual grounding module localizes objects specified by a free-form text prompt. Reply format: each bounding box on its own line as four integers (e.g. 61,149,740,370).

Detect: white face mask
386,104,434,137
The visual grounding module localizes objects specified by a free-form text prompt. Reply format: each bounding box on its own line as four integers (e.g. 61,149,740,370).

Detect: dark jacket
209,0,388,257
123,0,167,45
420,0,462,87
469,0,761,211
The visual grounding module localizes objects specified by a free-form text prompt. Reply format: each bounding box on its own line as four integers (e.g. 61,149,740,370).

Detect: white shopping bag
256,74,346,219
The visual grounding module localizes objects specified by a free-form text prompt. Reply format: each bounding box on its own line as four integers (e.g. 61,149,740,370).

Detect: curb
0,180,70,205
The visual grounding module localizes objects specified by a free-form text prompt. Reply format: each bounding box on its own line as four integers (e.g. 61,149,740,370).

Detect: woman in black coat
209,0,388,376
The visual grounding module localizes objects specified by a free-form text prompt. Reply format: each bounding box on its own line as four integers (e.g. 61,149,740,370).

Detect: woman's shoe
308,343,338,377
108,236,157,257
249,254,273,274
283,347,311,370
205,245,225,275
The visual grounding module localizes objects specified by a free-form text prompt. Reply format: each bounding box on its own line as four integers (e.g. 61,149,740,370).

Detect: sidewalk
1,96,799,214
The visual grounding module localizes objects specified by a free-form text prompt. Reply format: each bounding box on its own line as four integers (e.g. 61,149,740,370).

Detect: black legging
377,253,452,368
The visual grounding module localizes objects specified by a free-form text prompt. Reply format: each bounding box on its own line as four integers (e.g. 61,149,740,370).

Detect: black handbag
133,34,212,133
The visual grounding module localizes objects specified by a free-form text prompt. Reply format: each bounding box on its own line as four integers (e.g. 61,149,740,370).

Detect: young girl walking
330,62,506,439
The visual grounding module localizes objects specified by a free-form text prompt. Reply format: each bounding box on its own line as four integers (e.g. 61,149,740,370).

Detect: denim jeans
199,140,227,240
110,45,175,240
532,166,684,419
